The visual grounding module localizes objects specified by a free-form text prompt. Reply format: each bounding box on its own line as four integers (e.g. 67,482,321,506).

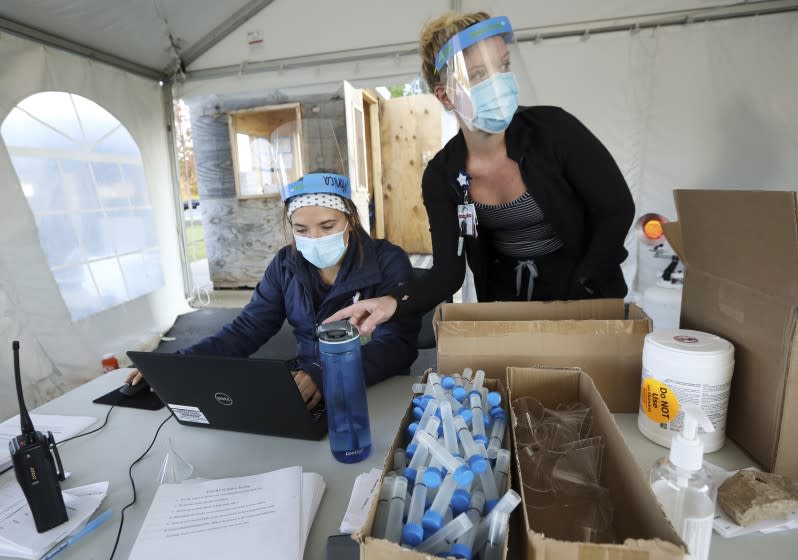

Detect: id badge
457,203,478,237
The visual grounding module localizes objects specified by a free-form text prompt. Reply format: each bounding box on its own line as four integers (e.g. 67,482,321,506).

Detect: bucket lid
645,329,733,357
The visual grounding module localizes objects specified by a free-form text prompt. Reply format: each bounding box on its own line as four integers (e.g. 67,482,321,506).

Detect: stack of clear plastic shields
510,398,615,543
270,118,350,203
434,13,535,134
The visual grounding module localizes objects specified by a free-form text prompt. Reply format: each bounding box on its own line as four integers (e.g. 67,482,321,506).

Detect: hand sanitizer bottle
650,405,716,560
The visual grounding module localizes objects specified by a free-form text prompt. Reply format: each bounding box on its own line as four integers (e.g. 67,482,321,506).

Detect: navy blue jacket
180,227,419,388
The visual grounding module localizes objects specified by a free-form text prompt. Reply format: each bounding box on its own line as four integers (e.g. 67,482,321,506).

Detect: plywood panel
379,94,441,253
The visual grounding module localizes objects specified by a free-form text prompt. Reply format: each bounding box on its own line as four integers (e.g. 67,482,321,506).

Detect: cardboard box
507,366,686,559
671,189,798,476
433,300,652,413
354,375,511,559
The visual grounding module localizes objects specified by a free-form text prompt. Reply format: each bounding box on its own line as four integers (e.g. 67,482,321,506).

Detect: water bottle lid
402,522,424,546
450,543,473,560
316,320,360,351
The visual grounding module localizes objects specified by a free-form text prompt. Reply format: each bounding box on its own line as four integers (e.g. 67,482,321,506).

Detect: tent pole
162,81,195,302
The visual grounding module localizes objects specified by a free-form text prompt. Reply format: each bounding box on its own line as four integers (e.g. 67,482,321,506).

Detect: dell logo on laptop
214,392,233,406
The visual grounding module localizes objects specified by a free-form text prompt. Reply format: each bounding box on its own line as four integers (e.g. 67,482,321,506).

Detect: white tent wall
0,33,190,419
181,7,797,299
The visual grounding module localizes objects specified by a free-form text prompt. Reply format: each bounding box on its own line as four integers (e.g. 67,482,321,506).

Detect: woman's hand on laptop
124,369,144,385
292,370,322,410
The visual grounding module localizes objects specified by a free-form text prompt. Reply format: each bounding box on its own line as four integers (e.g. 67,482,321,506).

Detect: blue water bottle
316,320,372,463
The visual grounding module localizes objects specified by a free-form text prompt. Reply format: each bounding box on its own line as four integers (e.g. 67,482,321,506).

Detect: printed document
129,466,309,560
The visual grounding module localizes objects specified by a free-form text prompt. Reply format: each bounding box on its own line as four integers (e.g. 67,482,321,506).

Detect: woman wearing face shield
125,120,419,409
327,11,634,335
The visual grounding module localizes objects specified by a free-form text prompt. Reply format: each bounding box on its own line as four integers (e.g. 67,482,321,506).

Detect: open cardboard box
507,366,685,560
433,300,652,413
353,372,512,559
668,189,798,476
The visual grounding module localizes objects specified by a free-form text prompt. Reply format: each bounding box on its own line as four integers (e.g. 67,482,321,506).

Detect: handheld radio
8,341,68,532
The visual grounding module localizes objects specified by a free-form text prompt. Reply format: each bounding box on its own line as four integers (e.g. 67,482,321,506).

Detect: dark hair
282,196,365,267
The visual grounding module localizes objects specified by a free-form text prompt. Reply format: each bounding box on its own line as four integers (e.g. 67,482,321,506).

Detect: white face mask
294,230,347,269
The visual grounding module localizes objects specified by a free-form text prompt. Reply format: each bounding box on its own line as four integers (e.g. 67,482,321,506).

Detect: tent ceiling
0,0,271,78
1,0,796,82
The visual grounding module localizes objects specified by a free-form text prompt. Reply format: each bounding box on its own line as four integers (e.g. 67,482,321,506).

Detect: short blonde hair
419,11,490,90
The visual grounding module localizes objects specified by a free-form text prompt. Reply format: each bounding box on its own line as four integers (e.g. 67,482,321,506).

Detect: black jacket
390,106,634,315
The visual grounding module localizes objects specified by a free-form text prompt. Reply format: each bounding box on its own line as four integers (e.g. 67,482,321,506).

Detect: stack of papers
340,468,382,534
128,466,324,560
705,462,798,538
0,471,108,559
0,415,97,473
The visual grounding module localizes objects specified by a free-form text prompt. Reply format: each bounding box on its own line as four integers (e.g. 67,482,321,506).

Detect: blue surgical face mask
467,72,519,134
294,229,347,269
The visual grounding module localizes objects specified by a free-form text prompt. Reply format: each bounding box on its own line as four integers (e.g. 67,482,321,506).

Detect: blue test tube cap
450,543,473,560
468,389,482,400
459,408,473,425
487,391,501,408
404,466,418,484
474,434,489,447
483,415,491,430
412,406,424,421
469,456,490,474
406,422,419,439
485,498,499,513
489,406,505,420
453,465,474,487
441,375,456,389
423,467,443,489
406,442,417,458
452,386,468,402
412,396,424,407
402,522,424,546
422,509,444,533
450,488,471,515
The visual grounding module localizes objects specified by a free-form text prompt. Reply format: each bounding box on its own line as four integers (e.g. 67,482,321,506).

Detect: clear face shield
272,118,352,203
436,16,529,134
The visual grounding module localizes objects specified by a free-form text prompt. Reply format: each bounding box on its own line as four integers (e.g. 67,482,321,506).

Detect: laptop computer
126,351,327,441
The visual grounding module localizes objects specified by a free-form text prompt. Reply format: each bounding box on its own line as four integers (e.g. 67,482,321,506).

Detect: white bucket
638,329,734,452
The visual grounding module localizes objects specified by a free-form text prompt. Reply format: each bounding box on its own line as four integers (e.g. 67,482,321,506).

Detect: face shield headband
434,16,520,133
280,172,352,203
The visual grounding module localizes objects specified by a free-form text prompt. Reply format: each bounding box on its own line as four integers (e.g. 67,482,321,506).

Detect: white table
2,370,796,559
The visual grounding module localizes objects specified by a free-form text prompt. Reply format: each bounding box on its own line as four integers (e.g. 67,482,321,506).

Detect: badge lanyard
456,171,478,256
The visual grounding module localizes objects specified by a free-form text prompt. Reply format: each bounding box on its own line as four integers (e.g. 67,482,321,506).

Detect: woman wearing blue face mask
126,121,419,409
327,11,634,335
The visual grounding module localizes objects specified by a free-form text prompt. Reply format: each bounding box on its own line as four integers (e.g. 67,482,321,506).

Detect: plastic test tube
416,512,473,554
493,448,511,496
425,372,447,401
486,416,506,460
371,476,395,539
403,441,429,483
423,473,457,532
382,475,408,543
471,455,499,511
470,369,485,393
393,448,406,474
481,511,510,560
415,431,473,487
407,403,440,456
402,467,429,546
469,393,488,446
450,477,473,517
454,416,488,465
452,373,467,402
472,489,521,552
439,400,460,457
451,490,485,560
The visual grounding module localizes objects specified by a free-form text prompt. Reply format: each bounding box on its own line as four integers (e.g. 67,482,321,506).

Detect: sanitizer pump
650,405,716,560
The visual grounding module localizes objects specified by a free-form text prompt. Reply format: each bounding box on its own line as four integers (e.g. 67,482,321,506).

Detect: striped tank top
474,191,563,258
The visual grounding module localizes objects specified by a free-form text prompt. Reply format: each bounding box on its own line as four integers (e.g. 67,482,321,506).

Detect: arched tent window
1,92,164,320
